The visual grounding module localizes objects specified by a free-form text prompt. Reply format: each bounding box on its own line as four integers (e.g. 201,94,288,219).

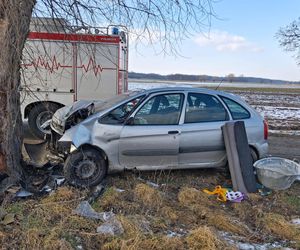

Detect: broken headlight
65,103,95,130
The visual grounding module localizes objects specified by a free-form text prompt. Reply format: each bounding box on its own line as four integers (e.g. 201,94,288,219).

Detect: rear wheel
250,147,258,164
28,103,61,139
64,147,107,188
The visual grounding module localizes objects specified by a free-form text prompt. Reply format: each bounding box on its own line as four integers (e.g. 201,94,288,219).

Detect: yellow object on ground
203,185,228,202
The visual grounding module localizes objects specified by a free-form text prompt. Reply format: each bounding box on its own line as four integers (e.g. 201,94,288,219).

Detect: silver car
50,87,268,187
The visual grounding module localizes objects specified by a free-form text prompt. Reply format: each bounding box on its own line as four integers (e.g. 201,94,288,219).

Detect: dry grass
103,236,185,250
134,183,163,208
178,187,212,207
207,214,249,236
0,172,299,249
259,213,300,241
186,226,225,250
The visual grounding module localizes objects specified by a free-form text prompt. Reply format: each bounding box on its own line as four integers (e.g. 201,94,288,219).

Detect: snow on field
254,106,300,120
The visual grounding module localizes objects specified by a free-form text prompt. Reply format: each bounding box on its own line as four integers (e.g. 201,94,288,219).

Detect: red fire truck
21,18,128,139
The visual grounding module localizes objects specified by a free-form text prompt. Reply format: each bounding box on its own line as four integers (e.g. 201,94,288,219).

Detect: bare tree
0,0,216,182
277,18,300,65
0,0,36,183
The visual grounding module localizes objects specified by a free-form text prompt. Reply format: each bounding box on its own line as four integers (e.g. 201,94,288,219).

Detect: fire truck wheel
64,147,107,188
28,103,61,139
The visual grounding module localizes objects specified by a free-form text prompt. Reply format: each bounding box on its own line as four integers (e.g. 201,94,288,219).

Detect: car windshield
93,90,145,113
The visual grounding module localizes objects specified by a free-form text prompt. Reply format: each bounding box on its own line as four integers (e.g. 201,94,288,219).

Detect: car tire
28,103,61,139
64,147,107,188
250,147,258,164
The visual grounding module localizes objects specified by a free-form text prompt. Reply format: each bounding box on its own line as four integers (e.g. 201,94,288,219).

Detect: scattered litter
226,191,244,203
203,186,228,202
114,188,125,193
96,218,124,236
54,177,65,186
87,184,105,203
15,189,34,198
2,213,15,225
73,201,114,221
166,229,187,238
291,218,300,226
137,177,160,188
254,157,300,190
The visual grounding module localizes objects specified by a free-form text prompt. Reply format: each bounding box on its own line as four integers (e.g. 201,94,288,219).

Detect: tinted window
185,93,228,123
100,96,144,124
221,96,250,120
134,93,183,125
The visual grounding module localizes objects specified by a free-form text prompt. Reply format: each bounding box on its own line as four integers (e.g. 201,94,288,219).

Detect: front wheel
64,147,107,188
28,103,61,139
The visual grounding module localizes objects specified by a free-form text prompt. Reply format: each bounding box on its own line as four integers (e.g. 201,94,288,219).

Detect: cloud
194,30,263,53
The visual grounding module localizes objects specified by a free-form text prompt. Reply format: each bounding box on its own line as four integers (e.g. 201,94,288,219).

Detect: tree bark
0,0,35,180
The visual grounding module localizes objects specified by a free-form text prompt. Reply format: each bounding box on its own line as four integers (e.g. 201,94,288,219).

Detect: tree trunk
0,0,36,181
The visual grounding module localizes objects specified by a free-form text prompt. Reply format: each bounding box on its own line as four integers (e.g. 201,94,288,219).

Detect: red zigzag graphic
22,56,116,76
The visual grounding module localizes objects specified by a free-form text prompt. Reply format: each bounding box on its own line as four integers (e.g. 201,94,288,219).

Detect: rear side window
221,96,250,120
185,93,228,123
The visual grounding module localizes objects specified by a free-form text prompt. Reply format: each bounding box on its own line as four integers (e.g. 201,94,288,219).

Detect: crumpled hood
53,100,103,121
51,100,103,134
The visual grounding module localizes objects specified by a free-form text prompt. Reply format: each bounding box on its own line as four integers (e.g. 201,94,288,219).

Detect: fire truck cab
21,18,128,139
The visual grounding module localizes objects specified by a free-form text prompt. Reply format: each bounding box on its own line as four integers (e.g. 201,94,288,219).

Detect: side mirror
125,117,134,125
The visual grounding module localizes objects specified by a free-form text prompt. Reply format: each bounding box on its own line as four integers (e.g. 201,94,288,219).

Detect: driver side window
134,93,184,125
100,96,144,124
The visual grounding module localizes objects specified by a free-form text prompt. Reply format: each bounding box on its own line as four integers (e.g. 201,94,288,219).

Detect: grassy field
0,169,299,249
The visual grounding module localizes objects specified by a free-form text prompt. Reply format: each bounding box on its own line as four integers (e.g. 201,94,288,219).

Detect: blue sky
129,0,300,81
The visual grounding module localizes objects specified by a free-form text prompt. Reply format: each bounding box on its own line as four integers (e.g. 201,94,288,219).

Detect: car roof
133,87,234,98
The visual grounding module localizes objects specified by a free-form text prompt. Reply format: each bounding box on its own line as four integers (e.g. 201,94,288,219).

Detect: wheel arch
78,144,109,169
24,101,64,119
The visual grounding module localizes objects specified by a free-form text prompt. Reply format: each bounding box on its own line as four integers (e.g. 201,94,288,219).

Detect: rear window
220,96,250,120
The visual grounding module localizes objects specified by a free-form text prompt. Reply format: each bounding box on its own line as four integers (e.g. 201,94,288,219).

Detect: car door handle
168,130,179,134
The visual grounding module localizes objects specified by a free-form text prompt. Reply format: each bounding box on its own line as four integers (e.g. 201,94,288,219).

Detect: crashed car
50,87,268,187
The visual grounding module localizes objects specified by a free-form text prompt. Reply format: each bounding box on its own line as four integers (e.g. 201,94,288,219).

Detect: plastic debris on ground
15,189,34,198
166,229,187,238
137,177,163,188
96,218,124,236
203,185,245,202
114,188,125,193
291,218,300,227
73,201,114,222
87,184,105,203
254,157,300,190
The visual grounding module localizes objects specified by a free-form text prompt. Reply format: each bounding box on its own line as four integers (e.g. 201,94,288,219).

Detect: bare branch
276,18,300,65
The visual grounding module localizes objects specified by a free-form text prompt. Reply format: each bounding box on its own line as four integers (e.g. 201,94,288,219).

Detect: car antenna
215,78,224,90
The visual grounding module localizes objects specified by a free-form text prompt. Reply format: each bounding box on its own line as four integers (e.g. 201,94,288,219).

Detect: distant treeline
128,72,300,84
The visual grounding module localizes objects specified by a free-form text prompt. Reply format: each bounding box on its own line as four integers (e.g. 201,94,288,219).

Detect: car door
119,92,184,169
179,92,229,167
